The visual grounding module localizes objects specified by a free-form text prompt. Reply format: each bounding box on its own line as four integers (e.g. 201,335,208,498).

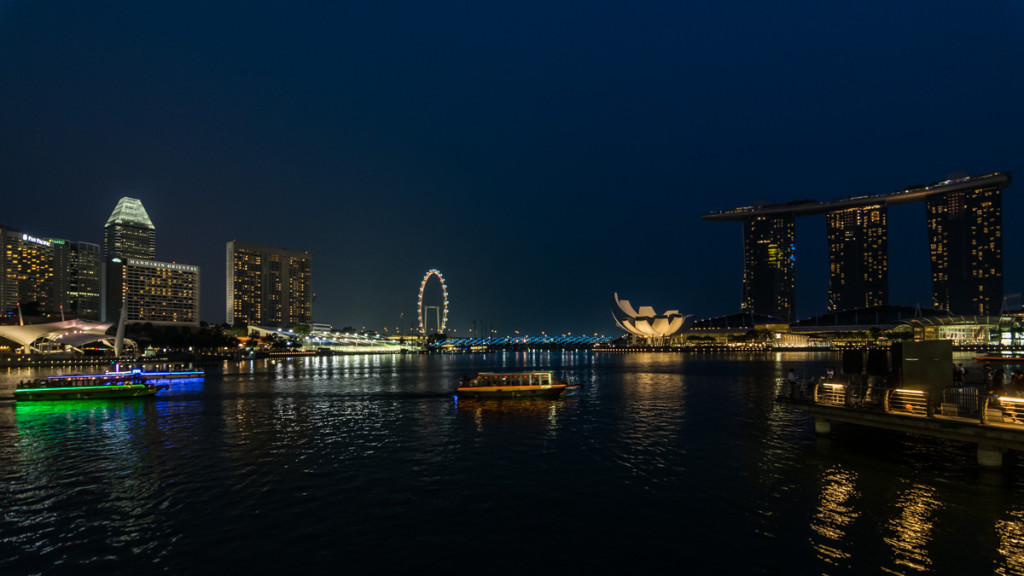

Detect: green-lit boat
14,371,168,401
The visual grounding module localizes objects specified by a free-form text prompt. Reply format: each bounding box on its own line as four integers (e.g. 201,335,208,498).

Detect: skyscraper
226,241,312,327
825,204,888,312
927,183,1003,315
0,227,55,317
705,172,1010,321
104,197,156,260
741,214,795,322
103,197,156,321
68,241,101,320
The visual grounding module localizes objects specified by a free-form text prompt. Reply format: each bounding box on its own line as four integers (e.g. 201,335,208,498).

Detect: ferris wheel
417,269,449,335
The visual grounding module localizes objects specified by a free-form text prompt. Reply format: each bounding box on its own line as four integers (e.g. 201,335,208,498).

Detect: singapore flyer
417,269,449,335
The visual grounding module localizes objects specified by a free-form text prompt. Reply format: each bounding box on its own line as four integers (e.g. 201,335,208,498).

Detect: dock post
977,443,1004,469
814,418,831,435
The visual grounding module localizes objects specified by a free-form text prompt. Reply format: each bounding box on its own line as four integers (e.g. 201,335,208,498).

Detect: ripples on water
1,351,1023,574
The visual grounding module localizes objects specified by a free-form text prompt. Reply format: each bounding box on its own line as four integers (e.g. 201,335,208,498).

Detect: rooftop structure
704,172,1011,317
703,173,1010,221
104,197,156,261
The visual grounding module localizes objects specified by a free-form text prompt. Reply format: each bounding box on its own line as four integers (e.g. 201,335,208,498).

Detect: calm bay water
1,351,1023,575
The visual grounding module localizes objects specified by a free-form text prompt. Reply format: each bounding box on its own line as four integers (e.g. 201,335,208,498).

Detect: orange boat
455,371,567,399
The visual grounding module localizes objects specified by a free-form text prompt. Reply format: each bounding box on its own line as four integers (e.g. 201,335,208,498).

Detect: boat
455,371,568,399
106,368,205,381
14,370,169,401
976,356,1024,363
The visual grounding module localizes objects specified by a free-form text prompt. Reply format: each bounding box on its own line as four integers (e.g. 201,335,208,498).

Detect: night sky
1,1,1022,336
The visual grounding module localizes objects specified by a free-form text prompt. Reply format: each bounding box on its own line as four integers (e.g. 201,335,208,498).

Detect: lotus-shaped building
611,293,689,344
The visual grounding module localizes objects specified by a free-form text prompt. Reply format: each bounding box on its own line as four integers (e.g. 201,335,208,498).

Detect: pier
787,380,1024,469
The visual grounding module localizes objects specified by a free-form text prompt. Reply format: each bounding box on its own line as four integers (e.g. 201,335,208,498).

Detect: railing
814,382,845,406
983,396,1024,424
940,387,982,418
800,381,1024,428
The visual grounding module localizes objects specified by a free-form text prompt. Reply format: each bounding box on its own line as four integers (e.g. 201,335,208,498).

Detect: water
1,351,1022,575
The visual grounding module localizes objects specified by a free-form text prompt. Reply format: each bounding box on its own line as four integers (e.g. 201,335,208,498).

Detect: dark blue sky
1,1,1022,335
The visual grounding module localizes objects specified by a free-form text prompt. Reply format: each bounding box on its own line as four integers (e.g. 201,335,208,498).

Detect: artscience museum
610,292,689,345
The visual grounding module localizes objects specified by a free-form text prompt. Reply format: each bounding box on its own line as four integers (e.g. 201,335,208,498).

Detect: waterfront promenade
782,378,1024,468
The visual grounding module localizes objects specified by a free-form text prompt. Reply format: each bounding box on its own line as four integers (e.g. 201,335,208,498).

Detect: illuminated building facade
927,183,1003,315
825,205,888,312
106,259,200,327
0,227,55,317
48,239,101,320
704,172,1010,321
226,241,312,327
741,214,795,322
103,197,158,321
103,197,156,260
68,241,101,320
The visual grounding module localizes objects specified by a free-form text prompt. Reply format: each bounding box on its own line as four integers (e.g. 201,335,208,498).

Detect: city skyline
1,2,1022,334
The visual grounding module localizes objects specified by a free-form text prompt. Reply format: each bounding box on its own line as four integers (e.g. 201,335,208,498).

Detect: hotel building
741,215,796,322
226,241,312,327
106,259,200,327
704,172,1011,319
0,227,56,317
825,205,888,312
927,182,1003,315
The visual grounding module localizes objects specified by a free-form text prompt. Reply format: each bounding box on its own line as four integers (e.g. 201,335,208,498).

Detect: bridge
437,335,614,349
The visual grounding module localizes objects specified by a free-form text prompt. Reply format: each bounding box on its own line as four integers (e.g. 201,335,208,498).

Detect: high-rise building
104,197,156,260
0,227,55,317
103,197,157,321
927,183,1003,315
704,172,1010,322
49,238,71,316
825,204,888,312
226,241,312,327
740,215,795,322
106,258,200,326
68,241,101,320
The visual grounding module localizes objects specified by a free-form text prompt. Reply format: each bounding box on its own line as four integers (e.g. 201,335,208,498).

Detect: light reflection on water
997,510,1024,575
0,352,1023,574
811,466,860,566
882,482,940,574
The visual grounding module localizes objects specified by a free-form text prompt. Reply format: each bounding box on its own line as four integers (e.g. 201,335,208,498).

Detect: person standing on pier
1011,370,1024,396
984,364,996,394
787,368,800,399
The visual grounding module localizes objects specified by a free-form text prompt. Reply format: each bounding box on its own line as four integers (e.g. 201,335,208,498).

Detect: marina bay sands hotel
703,172,1010,322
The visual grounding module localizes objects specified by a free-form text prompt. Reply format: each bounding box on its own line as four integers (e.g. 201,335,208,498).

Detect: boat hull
14,384,167,402
455,385,566,399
